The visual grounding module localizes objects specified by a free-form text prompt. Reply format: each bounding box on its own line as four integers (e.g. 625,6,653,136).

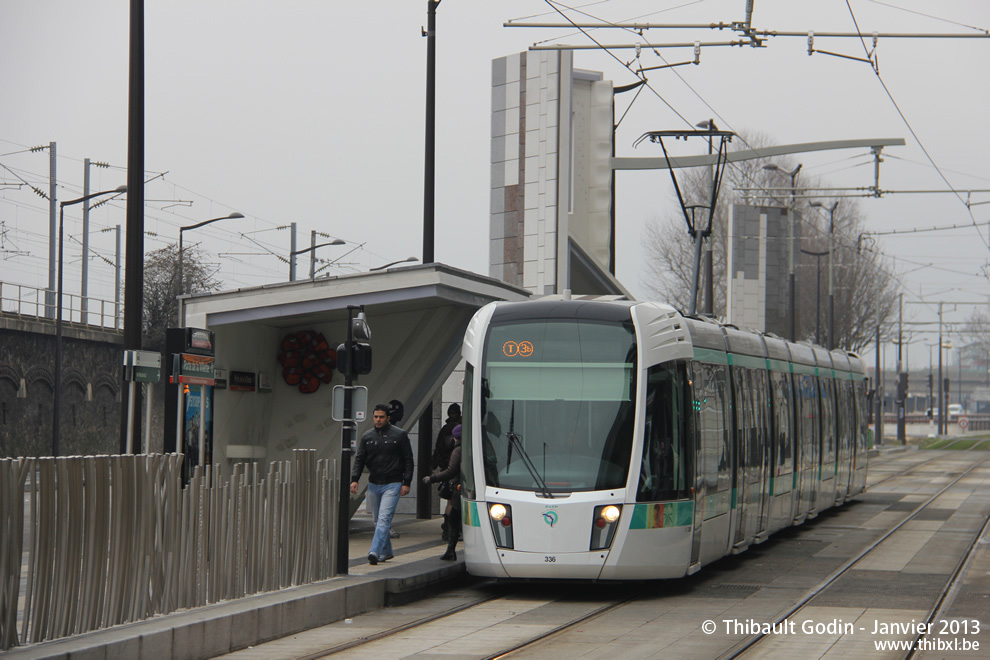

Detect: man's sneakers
367,553,378,565
381,554,394,562
389,528,400,539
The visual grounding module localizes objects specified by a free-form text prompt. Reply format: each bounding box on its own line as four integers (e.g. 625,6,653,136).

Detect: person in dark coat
423,423,462,560
351,403,414,565
431,403,461,540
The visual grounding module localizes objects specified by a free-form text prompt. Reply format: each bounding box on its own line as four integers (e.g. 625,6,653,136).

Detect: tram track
290,584,645,659
864,451,945,491
718,454,990,659
482,587,648,660
294,593,500,659
904,507,990,659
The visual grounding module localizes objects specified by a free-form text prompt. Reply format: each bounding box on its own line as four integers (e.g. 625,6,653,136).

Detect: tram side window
712,364,731,492
772,372,793,476
638,362,692,502
798,374,819,454
733,368,756,469
855,380,869,452
461,363,476,499
837,379,852,456
699,363,730,493
821,378,836,469
692,363,716,492
752,369,770,470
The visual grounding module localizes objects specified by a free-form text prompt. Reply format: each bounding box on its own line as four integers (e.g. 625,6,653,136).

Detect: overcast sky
1,1,987,372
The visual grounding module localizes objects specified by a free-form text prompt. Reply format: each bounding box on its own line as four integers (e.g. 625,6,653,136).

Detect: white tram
459,299,870,580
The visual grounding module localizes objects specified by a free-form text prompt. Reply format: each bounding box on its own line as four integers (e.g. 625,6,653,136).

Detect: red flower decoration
278,331,337,393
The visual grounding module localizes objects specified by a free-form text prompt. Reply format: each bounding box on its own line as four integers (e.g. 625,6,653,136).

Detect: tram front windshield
481,319,636,494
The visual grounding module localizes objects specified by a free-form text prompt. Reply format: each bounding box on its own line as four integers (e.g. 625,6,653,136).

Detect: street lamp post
177,212,244,310
938,303,944,435
763,163,802,341
811,201,839,349
53,185,126,456
800,248,828,344
289,235,345,281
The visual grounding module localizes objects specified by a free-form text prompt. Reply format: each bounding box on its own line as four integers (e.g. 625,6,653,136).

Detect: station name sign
170,353,216,386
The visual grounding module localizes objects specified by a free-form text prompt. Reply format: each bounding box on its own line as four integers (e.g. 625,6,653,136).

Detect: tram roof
490,297,635,324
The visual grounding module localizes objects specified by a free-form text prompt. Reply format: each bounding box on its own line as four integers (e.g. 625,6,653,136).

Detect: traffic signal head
336,342,372,376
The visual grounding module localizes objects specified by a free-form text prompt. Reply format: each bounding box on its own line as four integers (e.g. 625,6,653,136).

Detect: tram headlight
488,502,514,549
590,504,622,551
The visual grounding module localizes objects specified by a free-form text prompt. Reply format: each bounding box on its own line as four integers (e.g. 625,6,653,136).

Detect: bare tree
962,308,990,355
142,243,222,351
800,205,900,353
641,134,899,352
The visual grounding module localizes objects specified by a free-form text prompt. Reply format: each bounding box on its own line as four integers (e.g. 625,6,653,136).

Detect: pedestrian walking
350,403,414,565
423,423,462,560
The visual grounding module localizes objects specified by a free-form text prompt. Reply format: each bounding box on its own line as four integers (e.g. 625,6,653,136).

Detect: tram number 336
544,556,556,563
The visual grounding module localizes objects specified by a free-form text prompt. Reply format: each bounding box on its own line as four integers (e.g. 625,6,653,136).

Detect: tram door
733,369,761,545
795,374,820,519
752,370,770,539
806,376,821,515
689,364,704,570
791,384,805,523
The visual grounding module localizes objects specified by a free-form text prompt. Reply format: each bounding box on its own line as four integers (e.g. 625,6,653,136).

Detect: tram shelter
177,263,529,513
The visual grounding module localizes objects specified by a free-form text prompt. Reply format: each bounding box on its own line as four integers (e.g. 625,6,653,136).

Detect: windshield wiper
504,400,553,498
507,431,554,499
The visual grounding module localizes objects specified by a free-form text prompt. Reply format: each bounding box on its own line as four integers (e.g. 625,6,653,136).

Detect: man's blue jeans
366,481,401,559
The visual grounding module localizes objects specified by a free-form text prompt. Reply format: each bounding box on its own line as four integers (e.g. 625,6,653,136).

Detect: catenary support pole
289,222,297,281
121,0,146,453
422,0,439,265
897,294,906,445
82,159,91,324
114,225,122,329
47,142,57,319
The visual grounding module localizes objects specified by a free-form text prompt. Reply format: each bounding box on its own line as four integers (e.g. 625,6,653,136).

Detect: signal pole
896,294,906,445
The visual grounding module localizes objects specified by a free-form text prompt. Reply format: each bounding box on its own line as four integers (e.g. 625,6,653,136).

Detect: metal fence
0,281,121,330
0,450,337,650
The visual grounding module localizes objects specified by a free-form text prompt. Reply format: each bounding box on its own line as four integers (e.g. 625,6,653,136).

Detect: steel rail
293,593,502,660
863,451,945,491
905,487,990,659
483,588,649,660
717,455,989,659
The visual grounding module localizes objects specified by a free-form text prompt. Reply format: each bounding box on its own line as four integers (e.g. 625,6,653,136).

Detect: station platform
3,511,466,660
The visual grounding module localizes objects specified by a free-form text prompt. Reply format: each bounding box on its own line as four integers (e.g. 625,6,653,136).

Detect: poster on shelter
183,385,213,468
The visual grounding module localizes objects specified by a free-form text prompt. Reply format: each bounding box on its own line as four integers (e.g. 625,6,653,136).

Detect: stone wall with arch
0,320,123,458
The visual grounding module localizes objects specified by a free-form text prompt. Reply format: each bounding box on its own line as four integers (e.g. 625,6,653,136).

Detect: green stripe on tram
727,353,766,370
693,347,729,364
463,500,482,527
767,358,790,373
629,501,694,529
791,362,818,376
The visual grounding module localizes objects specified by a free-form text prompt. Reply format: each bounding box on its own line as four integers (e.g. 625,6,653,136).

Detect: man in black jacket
350,403,414,564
